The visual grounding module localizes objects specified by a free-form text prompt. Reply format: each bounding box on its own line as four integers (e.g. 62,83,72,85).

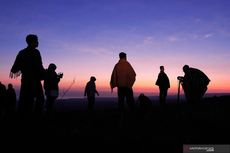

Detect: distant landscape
1,94,229,152
54,93,230,111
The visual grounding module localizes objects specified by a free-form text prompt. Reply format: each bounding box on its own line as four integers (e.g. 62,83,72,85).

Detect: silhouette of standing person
0,82,7,118
5,83,17,117
110,52,136,113
10,34,45,117
180,65,210,103
84,76,99,113
44,63,63,116
155,66,170,105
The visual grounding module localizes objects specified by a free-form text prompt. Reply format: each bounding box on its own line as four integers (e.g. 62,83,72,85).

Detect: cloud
194,18,202,23
204,33,214,39
192,33,214,40
53,41,115,58
168,36,178,42
143,36,155,44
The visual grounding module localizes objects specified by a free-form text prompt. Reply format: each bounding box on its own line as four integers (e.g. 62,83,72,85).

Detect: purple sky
1,0,230,98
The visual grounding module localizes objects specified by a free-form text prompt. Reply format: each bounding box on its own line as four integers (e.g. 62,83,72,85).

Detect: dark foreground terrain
1,96,229,153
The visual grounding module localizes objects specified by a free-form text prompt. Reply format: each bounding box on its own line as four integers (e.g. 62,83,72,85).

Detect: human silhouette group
0,82,17,119
7,34,63,119
0,34,211,120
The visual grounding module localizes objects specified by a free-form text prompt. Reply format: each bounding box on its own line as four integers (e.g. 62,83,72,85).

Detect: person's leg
18,81,34,118
118,87,125,112
191,85,201,103
162,88,168,104
50,97,56,114
126,87,135,112
117,87,126,127
87,96,95,112
86,96,95,125
34,82,45,116
159,88,163,105
46,96,55,115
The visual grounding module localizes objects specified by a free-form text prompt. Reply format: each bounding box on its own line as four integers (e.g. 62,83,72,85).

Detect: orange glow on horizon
1,74,229,98
59,80,230,95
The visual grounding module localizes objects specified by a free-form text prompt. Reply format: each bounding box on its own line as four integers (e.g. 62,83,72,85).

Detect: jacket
110,59,136,89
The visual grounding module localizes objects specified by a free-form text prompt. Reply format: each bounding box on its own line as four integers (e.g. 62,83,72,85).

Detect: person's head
8,83,13,89
138,93,145,100
90,76,96,82
48,63,57,71
160,66,164,72
26,34,38,48
119,52,127,60
183,65,190,73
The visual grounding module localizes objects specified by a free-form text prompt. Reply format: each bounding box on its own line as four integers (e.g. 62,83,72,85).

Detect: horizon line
56,92,230,100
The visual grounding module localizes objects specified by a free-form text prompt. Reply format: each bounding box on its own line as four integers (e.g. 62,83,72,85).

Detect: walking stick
60,78,75,100
177,80,181,103
177,76,184,103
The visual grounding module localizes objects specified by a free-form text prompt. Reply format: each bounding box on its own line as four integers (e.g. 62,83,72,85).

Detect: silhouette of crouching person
138,93,152,115
137,93,153,152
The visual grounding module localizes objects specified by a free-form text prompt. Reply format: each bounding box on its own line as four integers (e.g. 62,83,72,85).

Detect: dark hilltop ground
1,95,229,153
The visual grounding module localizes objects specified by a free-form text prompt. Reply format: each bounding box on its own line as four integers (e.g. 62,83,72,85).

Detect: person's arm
94,83,99,96
155,73,160,86
166,74,170,88
37,50,45,80
110,65,117,92
96,90,99,96
84,83,88,96
10,52,22,79
9,71,21,79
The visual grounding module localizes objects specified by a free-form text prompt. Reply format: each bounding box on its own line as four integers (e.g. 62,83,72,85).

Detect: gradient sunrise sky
0,0,230,98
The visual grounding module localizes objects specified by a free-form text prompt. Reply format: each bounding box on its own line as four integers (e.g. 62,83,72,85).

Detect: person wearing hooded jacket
110,52,136,112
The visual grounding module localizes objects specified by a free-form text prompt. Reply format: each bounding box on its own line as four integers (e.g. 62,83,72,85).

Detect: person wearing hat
44,63,63,116
84,76,99,113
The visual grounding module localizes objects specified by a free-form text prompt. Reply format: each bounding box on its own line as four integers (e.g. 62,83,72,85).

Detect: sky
0,0,230,99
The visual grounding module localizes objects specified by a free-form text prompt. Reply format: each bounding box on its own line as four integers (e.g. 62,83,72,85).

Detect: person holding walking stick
178,65,210,104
